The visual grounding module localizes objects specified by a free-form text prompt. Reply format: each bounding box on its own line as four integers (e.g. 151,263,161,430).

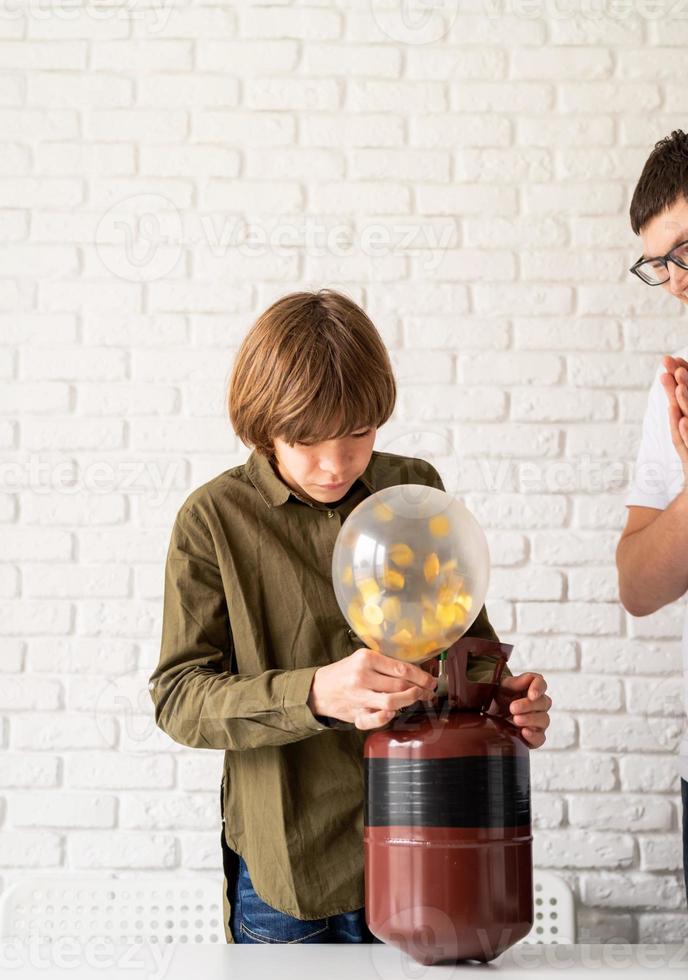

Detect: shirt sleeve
625,367,681,511
421,460,512,681
148,504,330,751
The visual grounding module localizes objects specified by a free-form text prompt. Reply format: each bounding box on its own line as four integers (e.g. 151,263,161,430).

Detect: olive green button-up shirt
148,447,509,935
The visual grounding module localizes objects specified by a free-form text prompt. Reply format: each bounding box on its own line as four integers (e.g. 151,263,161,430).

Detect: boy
616,128,688,903
148,288,552,944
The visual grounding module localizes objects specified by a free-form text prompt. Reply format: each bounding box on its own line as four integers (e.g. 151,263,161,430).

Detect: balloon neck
442,637,513,711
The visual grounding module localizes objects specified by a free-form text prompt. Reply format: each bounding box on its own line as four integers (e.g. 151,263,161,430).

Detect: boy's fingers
372,652,437,690
676,383,688,416
354,707,395,730
510,697,551,715
660,376,683,418
660,372,677,397
669,367,688,418
512,711,550,730
668,405,688,458
501,672,545,692
664,355,688,374
527,675,547,699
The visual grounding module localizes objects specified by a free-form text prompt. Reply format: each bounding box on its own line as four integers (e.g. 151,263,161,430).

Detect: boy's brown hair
228,288,396,458
630,128,688,235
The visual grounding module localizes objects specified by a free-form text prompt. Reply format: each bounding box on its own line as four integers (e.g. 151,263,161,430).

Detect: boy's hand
661,355,688,484
491,672,551,749
308,648,438,731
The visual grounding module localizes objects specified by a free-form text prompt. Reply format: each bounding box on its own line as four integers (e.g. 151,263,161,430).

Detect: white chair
520,869,575,944
0,869,574,947
0,876,224,944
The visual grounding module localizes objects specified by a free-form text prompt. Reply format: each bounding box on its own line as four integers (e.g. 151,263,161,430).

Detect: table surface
2,942,687,979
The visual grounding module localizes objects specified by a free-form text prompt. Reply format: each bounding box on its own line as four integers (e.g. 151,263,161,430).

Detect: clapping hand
660,355,688,481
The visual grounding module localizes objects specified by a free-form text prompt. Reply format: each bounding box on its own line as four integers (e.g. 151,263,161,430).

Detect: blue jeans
682,779,688,904
229,853,383,944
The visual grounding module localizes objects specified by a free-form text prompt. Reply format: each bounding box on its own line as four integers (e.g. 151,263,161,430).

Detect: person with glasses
617,129,688,907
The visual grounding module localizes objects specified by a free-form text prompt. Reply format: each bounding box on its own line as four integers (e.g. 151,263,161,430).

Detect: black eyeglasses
630,238,688,285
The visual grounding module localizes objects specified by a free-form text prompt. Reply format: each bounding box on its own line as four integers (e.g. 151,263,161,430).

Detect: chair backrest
520,869,575,944
1,870,574,946
0,876,224,944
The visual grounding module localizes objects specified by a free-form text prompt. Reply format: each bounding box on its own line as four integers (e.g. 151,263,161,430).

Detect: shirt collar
245,447,378,509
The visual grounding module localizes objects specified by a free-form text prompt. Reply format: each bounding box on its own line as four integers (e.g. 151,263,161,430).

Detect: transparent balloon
332,484,490,664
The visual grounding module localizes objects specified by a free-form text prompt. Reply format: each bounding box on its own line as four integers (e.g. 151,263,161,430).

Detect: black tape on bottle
364,755,530,828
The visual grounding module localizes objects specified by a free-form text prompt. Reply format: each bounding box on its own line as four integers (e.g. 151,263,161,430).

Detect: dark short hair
630,129,688,235
228,289,396,457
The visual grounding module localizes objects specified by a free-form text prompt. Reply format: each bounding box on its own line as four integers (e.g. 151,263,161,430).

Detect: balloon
332,484,490,664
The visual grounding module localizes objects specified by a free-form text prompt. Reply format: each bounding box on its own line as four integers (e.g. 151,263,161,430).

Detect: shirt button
327,510,335,518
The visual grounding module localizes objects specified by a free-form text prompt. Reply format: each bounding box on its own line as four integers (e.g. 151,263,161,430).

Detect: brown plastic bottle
364,636,533,965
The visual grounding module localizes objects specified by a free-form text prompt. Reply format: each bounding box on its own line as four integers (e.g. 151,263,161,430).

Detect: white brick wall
2,0,687,945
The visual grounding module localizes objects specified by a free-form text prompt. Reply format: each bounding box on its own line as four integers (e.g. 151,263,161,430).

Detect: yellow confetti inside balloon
429,514,450,538
421,610,441,637
381,567,405,590
348,599,361,619
347,600,368,636
436,603,456,627
453,603,467,625
394,647,418,661
358,577,381,602
363,602,384,625
381,595,401,622
423,552,440,583
439,568,463,589
389,542,414,567
332,484,490,664
457,593,473,612
362,634,382,651
390,627,413,645
396,617,416,636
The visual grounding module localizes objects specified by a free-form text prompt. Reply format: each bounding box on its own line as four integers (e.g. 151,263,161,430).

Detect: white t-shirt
625,348,688,782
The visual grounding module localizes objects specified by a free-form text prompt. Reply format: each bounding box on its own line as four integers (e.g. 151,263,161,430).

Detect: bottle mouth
444,636,513,711
391,637,514,724
395,692,483,726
